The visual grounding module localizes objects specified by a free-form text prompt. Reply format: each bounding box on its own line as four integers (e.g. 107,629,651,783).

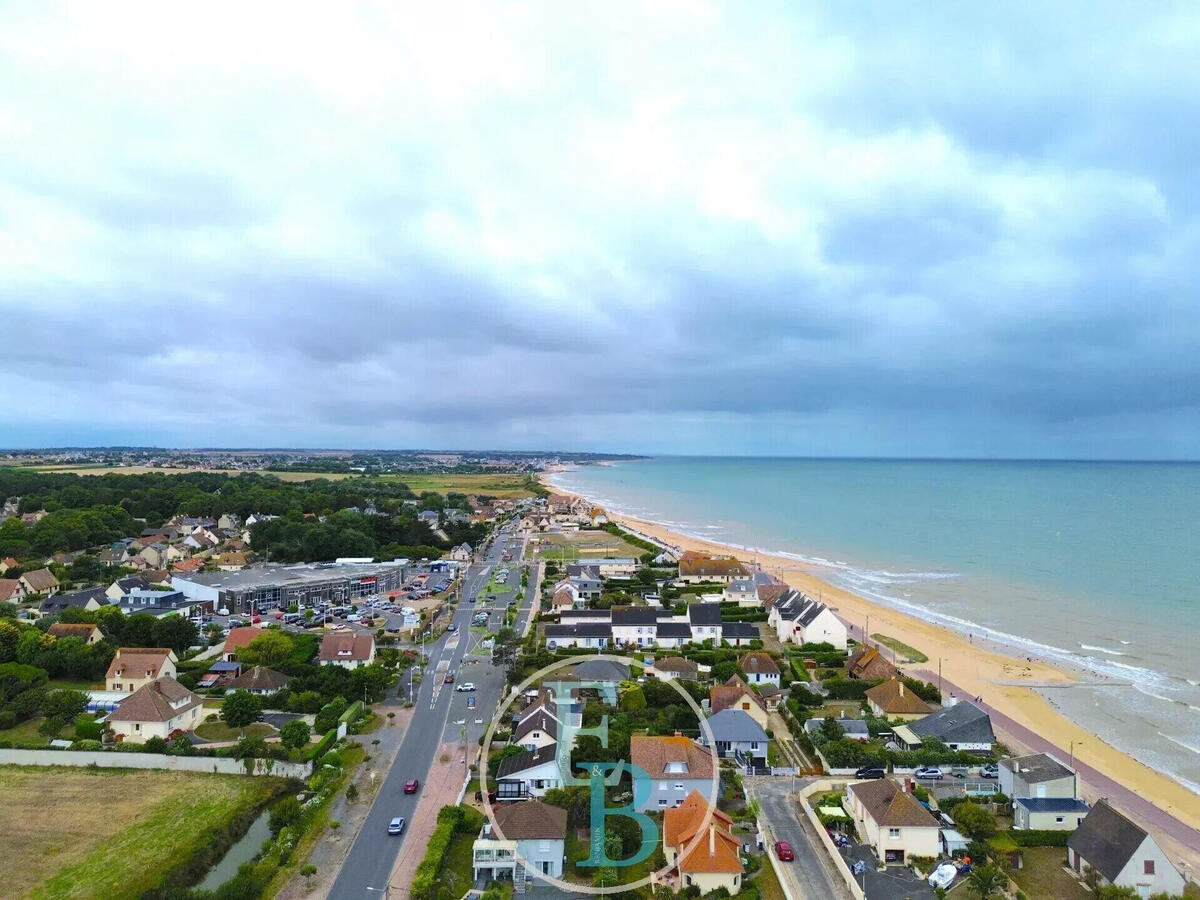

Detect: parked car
928,863,957,889
980,763,999,779
854,766,886,779
387,816,406,835
455,683,475,692
914,766,944,780
404,778,419,794
774,841,795,861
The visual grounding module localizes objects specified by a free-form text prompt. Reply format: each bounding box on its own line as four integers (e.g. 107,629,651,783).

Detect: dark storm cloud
1,2,1199,457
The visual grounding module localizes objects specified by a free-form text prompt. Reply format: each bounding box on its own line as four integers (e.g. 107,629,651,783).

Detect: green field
0,766,278,900
380,472,540,497
869,633,929,664
532,531,644,561
0,717,77,746
194,720,277,741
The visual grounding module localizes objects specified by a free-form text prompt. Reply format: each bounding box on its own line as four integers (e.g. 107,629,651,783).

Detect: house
768,589,847,649
218,513,241,531
687,603,723,644
611,606,659,647
450,543,473,562
649,657,700,681
217,552,248,571
589,509,609,526
544,622,611,650
47,622,104,645
19,567,59,597
318,630,376,669
738,652,781,687
709,677,769,729
865,679,933,720
220,625,267,662
0,556,19,574
663,791,744,896
720,622,760,647
550,580,583,611
198,660,243,688
40,586,108,616
173,557,205,574
137,543,169,568
572,659,630,682
698,708,769,765
225,665,290,695
108,676,204,741
574,557,637,578
0,578,21,604
97,545,128,567
417,510,440,526
804,717,872,743
847,645,900,681
564,564,603,601
106,574,154,602
677,556,747,584
999,753,1079,800
907,701,995,751
495,743,564,800
630,735,715,811
106,647,178,692
514,709,560,751
1013,797,1091,831
846,778,940,865
1067,799,1185,896
757,582,789,609
722,578,759,607
472,799,567,887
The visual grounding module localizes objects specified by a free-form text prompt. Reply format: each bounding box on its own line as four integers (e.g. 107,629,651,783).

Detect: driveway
840,841,935,900
747,778,853,900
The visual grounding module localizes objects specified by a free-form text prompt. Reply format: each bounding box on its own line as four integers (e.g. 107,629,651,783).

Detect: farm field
529,530,644,561
17,464,354,482
1,766,278,900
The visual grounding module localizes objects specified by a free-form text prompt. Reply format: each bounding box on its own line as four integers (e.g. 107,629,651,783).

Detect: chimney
899,682,905,697
709,824,716,856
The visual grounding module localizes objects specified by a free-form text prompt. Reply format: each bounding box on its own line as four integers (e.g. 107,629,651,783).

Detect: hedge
339,700,364,724
410,805,485,900
1007,829,1071,847
305,728,338,761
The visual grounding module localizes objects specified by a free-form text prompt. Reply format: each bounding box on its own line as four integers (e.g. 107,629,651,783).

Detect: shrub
269,796,303,835
951,801,997,840
143,736,170,754
73,715,103,740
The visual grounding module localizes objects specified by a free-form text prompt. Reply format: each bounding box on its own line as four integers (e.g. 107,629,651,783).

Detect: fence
0,747,312,779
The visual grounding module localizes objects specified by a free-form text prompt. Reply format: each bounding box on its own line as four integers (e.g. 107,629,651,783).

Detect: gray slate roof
496,742,559,779
572,659,630,682
910,701,995,745
687,602,722,626
1014,797,1090,813
1001,752,1074,783
703,708,770,743
1067,800,1151,883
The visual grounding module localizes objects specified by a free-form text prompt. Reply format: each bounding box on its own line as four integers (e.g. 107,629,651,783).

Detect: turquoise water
549,457,1200,789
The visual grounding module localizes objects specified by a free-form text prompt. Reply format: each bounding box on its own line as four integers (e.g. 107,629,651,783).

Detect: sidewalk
387,743,470,898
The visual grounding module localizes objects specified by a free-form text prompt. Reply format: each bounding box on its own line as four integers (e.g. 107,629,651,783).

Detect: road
747,778,853,900
328,525,535,900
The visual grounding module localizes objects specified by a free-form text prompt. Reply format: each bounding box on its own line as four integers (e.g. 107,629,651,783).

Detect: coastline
538,472,1200,870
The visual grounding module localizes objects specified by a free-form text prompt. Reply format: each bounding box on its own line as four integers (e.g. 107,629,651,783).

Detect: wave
1080,643,1128,657
1160,733,1200,756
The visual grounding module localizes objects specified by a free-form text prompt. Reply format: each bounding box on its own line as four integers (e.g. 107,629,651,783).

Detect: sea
546,457,1200,794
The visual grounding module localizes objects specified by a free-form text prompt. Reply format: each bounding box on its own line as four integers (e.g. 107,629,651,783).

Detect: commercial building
171,560,408,614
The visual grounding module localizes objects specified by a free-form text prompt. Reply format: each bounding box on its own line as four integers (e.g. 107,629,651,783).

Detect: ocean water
548,457,1200,792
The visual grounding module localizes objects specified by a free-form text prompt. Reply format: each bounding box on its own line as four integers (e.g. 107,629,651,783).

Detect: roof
41,586,107,612
227,666,290,692
653,657,699,677
1001,753,1075,784
21,568,59,591
688,603,722,626
47,622,101,640
630,735,714,780
738,652,780,676
678,557,747,579
106,647,174,681
1014,798,1091,813
491,799,567,840
319,631,375,662
611,606,658,626
172,557,205,573
847,645,900,681
545,623,612,639
710,677,766,716
656,622,693,638
757,583,789,609
496,742,559,778
663,789,732,846
804,717,870,737
514,709,559,742
865,679,934,716
572,659,630,682
111,676,202,724
703,709,769,743
223,626,265,654
664,791,742,875
849,779,939,828
1068,800,1153,883
721,622,759,639
0,579,19,601
910,702,994,745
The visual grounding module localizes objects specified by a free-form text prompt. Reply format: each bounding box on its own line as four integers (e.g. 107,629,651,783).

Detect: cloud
0,1,1198,457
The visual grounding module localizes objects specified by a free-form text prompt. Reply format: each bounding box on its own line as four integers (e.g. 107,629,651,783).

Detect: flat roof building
172,560,408,614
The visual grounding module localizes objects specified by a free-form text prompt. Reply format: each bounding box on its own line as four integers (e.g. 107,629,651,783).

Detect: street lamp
365,886,391,900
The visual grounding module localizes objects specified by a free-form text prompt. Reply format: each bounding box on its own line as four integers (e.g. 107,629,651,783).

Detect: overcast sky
3,2,1199,458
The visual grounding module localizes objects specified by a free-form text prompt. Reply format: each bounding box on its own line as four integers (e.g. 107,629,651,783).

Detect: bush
411,806,468,900
0,710,15,730
143,736,170,754
73,738,103,750
269,796,303,835
73,715,103,740
950,801,997,840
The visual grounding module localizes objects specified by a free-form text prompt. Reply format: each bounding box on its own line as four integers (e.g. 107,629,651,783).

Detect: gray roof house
572,659,630,683
999,753,1078,800
908,702,995,751
40,586,109,616
1067,800,1185,895
804,717,872,743
697,708,770,764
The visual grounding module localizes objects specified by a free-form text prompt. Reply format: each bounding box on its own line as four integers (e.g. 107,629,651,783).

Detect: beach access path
914,668,1200,862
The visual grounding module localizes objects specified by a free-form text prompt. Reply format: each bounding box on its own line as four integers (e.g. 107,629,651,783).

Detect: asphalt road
328,526,534,900
748,778,853,900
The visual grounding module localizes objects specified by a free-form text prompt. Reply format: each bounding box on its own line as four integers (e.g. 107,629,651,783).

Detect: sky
2,2,1199,459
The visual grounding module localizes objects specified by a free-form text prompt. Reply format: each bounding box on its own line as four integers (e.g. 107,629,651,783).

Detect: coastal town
0,462,1194,900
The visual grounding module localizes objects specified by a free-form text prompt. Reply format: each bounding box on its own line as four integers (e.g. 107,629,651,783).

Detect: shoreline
537,472,1200,870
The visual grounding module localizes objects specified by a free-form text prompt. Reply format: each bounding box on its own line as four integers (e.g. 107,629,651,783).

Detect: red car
404,778,419,794
774,841,795,862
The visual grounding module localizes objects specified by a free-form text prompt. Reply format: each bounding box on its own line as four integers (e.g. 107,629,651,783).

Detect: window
1055,817,1064,823
888,828,900,838
1144,860,1155,875
658,799,668,807
134,723,141,732
674,783,685,791
659,783,668,791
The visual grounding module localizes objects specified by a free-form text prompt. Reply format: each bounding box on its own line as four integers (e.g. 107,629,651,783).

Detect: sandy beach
540,476,1200,873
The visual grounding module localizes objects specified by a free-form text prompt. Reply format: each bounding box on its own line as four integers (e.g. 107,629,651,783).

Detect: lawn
869,633,928,664
0,717,77,746
755,857,788,900
194,720,277,741
1006,847,1091,900
532,531,645,561
381,472,540,497
437,826,480,898
0,766,278,899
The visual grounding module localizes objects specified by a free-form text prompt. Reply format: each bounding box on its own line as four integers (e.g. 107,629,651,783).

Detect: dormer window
665,761,688,775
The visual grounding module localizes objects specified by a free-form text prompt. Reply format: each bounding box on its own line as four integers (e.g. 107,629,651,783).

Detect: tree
620,685,646,712
234,734,268,759
279,718,311,751
41,688,89,721
269,796,303,835
220,690,263,734
819,716,845,742
952,801,997,840
966,863,1005,897
238,630,294,668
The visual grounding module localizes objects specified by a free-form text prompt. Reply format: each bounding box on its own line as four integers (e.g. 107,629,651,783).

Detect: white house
999,753,1078,800
1068,800,1185,896
473,800,568,887
106,647,178,693
768,588,847,649
108,676,204,742
697,709,769,765
846,778,940,865
737,652,781,687
513,709,560,751
611,607,659,647
495,744,564,800
318,631,375,669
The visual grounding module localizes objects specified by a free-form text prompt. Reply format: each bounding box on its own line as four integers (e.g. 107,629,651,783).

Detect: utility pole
938,658,942,697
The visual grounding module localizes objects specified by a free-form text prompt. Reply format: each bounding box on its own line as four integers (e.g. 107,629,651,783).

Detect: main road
328,524,538,899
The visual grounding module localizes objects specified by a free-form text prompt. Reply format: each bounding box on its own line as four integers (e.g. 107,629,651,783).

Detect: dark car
774,841,795,862
444,672,454,683
404,778,419,794
855,766,886,779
